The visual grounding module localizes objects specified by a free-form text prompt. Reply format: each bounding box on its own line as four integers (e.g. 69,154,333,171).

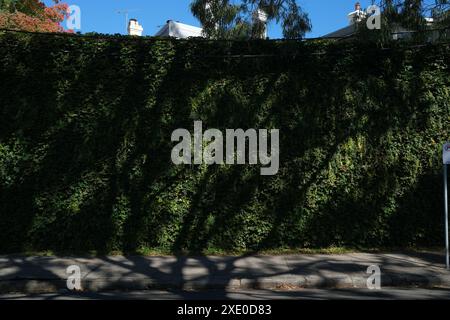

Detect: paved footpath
1,252,450,294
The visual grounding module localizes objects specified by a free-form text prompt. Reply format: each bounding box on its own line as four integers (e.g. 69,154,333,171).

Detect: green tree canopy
357,0,449,42
190,0,311,39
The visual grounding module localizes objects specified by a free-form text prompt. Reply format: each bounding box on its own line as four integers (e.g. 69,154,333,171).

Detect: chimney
128,19,144,36
348,2,366,25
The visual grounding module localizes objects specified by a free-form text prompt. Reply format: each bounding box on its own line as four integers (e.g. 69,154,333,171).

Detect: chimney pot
128,19,144,36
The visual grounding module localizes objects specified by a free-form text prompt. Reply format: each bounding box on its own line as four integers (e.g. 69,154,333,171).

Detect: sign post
443,143,450,270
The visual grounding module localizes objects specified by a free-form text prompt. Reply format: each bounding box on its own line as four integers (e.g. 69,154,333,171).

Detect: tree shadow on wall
0,37,447,254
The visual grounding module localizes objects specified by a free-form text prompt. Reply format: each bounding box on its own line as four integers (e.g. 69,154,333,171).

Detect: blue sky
47,0,376,38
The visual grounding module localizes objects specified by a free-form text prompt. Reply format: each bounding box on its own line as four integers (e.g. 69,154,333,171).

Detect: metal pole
444,164,449,270
117,10,129,35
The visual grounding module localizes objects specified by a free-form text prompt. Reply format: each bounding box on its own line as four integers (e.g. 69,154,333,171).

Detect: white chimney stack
348,2,366,25
128,19,144,36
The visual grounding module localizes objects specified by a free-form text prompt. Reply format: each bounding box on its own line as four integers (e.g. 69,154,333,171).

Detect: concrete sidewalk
1,252,449,294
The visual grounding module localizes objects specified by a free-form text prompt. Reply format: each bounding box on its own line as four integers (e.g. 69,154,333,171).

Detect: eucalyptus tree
355,0,449,42
190,0,311,39
430,0,449,38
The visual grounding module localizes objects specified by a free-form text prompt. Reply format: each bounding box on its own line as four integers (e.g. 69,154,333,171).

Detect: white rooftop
155,20,204,39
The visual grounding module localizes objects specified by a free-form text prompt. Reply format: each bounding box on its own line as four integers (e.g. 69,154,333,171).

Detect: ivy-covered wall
0,32,449,253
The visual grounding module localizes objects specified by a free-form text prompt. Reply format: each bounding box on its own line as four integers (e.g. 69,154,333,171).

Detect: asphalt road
1,288,450,300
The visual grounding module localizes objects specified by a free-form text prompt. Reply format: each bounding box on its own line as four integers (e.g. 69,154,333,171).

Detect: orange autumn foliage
0,0,70,32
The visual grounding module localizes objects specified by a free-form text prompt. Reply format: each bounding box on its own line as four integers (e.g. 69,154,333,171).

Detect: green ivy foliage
0,32,449,253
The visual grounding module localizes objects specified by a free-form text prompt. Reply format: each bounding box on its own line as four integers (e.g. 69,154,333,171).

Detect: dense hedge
0,32,449,253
